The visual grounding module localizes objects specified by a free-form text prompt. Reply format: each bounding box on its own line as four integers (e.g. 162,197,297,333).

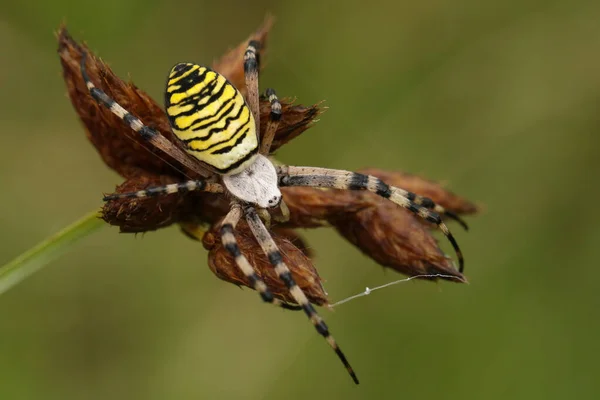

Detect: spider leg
245,206,359,384
260,88,282,155
103,179,223,201
244,40,261,132
243,40,281,155
278,166,466,273
220,203,301,311
80,52,211,177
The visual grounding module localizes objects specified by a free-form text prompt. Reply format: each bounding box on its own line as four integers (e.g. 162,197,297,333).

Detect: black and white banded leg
409,194,468,231
245,206,359,384
244,40,261,132
278,166,466,272
220,204,301,311
80,51,211,177
103,179,223,201
260,88,282,155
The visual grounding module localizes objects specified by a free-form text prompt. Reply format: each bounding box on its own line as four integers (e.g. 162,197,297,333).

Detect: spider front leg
244,206,359,384
220,203,301,311
278,166,466,272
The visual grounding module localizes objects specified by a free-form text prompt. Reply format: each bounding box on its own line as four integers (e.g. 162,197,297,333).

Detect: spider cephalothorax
74,31,470,385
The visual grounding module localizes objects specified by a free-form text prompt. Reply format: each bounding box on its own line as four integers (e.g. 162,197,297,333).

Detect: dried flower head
57,18,477,306
58,17,479,385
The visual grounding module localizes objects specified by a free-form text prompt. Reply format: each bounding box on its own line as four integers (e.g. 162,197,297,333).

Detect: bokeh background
1,0,599,399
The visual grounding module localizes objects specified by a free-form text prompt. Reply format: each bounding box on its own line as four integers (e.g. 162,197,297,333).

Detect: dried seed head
58,20,478,289
200,222,328,306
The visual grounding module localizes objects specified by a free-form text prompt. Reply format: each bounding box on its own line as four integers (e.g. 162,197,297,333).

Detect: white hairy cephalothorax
222,154,282,209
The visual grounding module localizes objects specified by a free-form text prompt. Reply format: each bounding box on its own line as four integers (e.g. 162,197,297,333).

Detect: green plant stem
0,210,104,295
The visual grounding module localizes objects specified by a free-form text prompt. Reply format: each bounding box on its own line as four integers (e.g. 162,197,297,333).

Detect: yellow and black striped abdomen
165,63,258,174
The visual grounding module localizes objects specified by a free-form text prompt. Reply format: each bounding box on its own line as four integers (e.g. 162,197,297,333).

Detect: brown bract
200,223,326,305
58,18,477,305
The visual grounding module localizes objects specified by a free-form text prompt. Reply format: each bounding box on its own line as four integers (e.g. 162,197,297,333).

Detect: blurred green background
1,0,599,399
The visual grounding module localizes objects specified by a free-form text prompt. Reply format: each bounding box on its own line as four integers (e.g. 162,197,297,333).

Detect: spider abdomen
165,63,258,175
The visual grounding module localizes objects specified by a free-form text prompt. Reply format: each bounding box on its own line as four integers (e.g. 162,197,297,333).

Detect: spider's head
222,154,282,209
266,194,282,208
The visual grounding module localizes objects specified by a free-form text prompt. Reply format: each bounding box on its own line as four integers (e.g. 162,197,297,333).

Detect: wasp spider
80,39,467,385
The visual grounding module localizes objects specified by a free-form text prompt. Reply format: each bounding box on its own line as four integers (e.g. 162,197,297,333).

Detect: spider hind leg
245,206,359,384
